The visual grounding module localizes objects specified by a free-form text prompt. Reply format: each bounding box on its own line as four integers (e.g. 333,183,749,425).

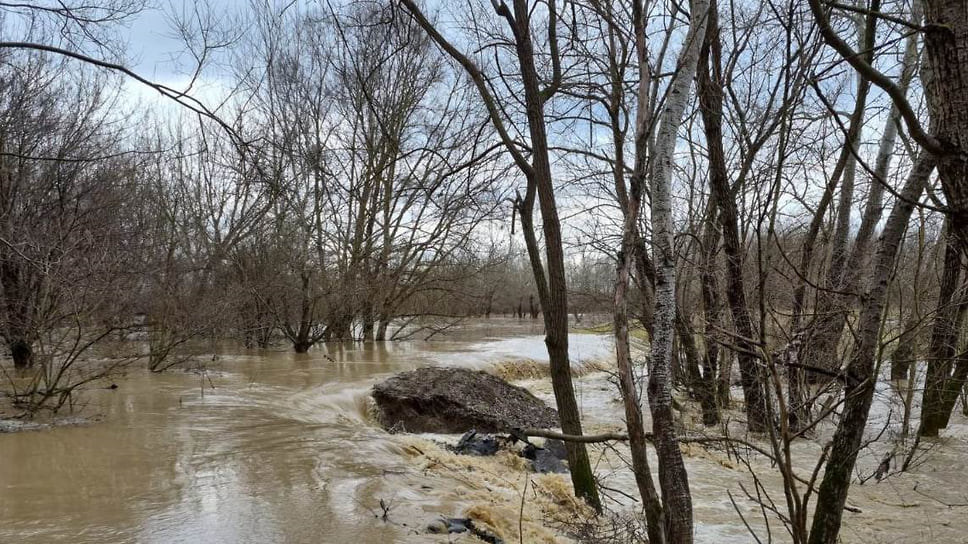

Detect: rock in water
371,367,558,433
522,442,569,474
542,438,568,460
425,518,504,544
452,430,501,456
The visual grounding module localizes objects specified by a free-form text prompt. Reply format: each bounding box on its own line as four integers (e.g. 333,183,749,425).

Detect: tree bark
697,204,724,423
10,338,33,369
697,1,768,432
676,307,719,425
614,206,665,544
910,0,968,438
808,153,935,544
919,222,968,436
375,315,389,342
608,3,668,536
396,0,601,511
922,0,968,260
510,0,600,509
646,0,709,541
294,270,315,352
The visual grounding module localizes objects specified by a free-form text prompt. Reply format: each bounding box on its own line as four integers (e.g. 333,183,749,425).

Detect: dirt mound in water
372,367,559,433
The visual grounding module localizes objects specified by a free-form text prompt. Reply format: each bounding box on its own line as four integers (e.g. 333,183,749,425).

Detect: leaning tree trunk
398,0,602,512
514,0,601,512
517,153,602,513
808,154,935,544
792,0,920,431
797,5,876,382
789,0,874,337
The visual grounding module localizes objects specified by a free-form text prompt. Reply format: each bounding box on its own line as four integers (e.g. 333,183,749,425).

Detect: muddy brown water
4,319,967,543
0,319,614,544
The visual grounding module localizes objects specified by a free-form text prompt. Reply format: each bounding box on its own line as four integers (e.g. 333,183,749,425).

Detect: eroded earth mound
372,367,558,433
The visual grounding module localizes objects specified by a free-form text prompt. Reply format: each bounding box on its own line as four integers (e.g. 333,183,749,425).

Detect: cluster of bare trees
0,2,517,407
396,0,968,542
220,3,509,349
0,37,150,409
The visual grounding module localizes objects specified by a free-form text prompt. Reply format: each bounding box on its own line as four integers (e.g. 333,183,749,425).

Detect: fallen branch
518,428,772,455
517,428,629,443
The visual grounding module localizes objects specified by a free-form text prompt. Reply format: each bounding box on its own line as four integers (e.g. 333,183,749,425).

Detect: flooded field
0,320,611,543
0,318,965,543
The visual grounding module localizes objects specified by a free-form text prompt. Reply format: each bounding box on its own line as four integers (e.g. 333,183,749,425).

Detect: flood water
0,319,613,544
3,318,967,543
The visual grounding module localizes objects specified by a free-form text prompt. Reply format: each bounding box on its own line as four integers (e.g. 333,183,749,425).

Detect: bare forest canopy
1,1,968,543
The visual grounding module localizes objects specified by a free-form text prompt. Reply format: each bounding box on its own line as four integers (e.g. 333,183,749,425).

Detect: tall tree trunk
913,0,968,438
646,0,709,541
789,1,874,335
606,4,669,536
509,0,601,512
398,0,602,512
808,153,935,544
922,0,968,262
696,202,724,423
613,165,665,544
294,270,314,352
362,311,375,342
697,2,768,432
919,223,968,435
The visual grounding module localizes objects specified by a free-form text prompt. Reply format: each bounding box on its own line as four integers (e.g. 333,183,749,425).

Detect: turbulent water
2,318,966,543
0,319,613,544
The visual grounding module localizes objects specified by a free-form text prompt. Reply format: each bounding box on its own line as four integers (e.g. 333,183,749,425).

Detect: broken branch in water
518,427,768,452
517,428,629,443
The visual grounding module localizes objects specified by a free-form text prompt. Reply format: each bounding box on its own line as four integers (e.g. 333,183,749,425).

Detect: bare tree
0,48,145,411
397,0,603,511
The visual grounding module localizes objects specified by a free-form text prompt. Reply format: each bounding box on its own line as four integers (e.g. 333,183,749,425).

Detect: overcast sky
124,1,238,79
112,1,249,112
